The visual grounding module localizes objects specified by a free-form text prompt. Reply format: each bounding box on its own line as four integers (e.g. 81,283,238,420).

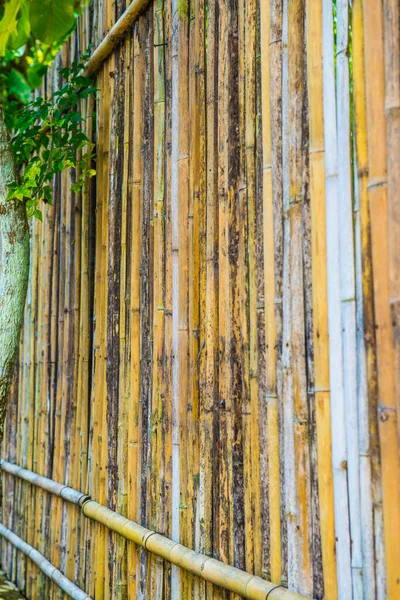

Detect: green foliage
0,1,88,104
0,0,86,52
5,51,96,219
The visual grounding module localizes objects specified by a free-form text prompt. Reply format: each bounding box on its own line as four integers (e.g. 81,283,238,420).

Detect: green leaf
29,0,76,45
8,0,30,49
33,209,43,221
7,68,30,102
0,0,21,56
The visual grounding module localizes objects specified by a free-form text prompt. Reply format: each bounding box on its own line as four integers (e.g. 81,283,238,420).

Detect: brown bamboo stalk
245,0,262,577
138,8,154,596
282,0,312,593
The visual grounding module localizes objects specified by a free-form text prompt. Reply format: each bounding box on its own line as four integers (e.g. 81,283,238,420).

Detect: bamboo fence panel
1,1,399,599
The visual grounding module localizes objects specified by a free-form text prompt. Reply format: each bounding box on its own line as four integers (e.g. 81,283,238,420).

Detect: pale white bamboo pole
0,524,92,600
171,0,180,597
322,1,352,598
353,146,376,599
336,2,363,598
281,0,294,589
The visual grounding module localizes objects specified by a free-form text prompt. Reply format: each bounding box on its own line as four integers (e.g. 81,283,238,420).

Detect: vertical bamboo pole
352,1,384,597
171,0,189,596
217,0,234,589
260,0,283,583
127,19,143,598
322,1,353,597
336,2,363,597
245,0,262,577
162,0,173,595
200,0,218,596
282,0,312,593
362,1,400,596
138,8,154,596
114,32,131,600
305,2,338,598
106,10,122,594
187,0,204,596
260,0,274,581
191,0,207,596
383,0,400,446
149,1,166,596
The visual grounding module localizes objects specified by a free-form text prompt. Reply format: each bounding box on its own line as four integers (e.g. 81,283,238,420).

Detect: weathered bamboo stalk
322,1,352,597
383,0,400,451
336,1,363,597
202,0,218,597
352,0,384,596
171,0,182,596
260,0,281,585
282,0,312,593
362,1,400,596
305,2,338,598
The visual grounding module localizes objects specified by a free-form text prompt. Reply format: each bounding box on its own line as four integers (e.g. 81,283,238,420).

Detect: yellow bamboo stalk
201,1,218,597
190,0,207,597
362,1,400,596
127,19,143,598
237,0,252,581
260,0,281,584
245,0,262,577
305,2,338,598
162,3,173,598
148,2,166,597
216,1,232,585
187,0,202,596
114,35,131,600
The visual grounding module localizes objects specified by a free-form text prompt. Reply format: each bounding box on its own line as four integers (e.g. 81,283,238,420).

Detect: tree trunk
0,104,30,454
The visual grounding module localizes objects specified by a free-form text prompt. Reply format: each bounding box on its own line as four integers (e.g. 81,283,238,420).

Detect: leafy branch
4,50,97,220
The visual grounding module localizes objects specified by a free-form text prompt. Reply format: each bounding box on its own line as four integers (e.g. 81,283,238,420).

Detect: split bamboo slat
1,0,400,599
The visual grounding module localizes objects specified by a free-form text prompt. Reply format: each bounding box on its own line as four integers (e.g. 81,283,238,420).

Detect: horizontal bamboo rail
0,524,92,600
82,0,151,76
0,460,307,600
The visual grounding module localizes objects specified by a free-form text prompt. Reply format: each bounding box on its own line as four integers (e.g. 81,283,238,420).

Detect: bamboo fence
0,0,399,598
